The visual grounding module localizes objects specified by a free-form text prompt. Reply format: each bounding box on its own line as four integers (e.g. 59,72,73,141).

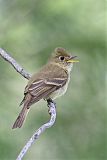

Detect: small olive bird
12,47,79,129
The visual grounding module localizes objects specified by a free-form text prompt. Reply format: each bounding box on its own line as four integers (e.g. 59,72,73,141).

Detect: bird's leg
47,98,56,115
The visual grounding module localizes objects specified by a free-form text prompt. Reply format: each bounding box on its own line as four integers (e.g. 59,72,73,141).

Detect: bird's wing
23,77,67,107
22,64,68,106
29,77,67,96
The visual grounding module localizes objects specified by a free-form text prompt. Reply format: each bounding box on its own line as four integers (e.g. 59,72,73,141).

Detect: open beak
67,56,79,63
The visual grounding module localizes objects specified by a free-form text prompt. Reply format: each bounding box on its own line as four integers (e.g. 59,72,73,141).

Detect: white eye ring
59,56,65,61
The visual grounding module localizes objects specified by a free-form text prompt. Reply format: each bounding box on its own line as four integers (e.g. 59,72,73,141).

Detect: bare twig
0,48,57,160
0,48,31,79
16,100,56,160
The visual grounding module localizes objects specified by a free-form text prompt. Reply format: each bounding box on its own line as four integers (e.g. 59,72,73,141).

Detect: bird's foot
47,98,56,115
47,98,56,106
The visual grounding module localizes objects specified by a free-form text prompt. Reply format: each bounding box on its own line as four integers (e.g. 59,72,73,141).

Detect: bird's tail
12,94,31,129
12,105,29,129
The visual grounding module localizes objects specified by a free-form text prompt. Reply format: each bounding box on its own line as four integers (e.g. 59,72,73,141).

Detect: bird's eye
59,56,65,61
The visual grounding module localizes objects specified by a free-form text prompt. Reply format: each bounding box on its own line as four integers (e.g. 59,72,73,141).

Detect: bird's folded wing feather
23,77,67,107
28,77,67,96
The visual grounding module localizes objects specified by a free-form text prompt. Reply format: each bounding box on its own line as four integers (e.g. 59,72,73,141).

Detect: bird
12,47,79,129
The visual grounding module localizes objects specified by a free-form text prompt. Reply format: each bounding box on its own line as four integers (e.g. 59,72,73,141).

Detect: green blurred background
0,0,106,160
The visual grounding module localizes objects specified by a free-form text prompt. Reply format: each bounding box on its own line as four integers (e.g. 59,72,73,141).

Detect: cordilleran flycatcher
12,47,79,129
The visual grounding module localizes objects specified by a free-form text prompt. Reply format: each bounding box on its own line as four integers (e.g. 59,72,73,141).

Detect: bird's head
49,47,79,71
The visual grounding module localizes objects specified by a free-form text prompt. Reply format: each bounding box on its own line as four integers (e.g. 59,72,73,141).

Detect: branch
16,100,56,160
0,48,31,79
0,48,57,160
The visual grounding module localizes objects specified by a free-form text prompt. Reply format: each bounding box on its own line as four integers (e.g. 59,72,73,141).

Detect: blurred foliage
0,0,106,160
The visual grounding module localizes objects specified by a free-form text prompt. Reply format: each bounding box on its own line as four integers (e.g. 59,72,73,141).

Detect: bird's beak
67,56,79,63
